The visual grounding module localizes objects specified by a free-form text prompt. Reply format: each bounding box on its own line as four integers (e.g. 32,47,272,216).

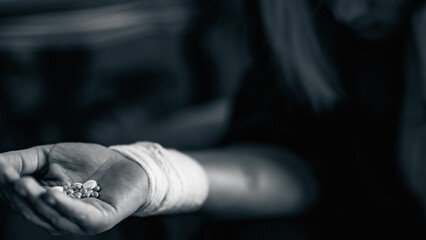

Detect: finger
3,180,61,234
43,190,94,224
1,182,61,235
42,190,109,234
16,177,84,235
0,162,19,183
13,192,62,235
0,162,20,204
0,145,53,176
0,170,60,235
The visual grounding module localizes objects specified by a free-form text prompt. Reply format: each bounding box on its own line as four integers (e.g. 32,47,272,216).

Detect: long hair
258,0,344,113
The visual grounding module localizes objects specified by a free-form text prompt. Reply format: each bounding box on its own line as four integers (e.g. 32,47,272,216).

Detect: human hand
0,143,148,236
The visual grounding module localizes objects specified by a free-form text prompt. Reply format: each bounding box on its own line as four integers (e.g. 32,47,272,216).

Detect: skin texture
0,143,148,236
189,144,318,218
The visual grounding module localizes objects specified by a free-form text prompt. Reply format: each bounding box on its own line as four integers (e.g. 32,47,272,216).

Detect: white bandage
109,142,209,217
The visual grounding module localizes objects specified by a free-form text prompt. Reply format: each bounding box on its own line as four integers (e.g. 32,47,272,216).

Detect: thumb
0,145,53,177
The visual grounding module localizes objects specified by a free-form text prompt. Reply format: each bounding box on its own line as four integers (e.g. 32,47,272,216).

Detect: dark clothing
224,3,426,239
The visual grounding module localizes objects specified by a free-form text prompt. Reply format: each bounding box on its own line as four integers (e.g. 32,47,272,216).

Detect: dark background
0,1,258,239
3,1,426,239
0,0,250,152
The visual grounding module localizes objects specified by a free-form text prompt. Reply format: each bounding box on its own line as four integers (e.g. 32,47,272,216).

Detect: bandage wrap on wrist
109,142,209,217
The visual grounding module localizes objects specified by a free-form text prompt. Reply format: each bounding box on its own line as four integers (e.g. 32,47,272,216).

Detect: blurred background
0,0,265,239
0,0,251,152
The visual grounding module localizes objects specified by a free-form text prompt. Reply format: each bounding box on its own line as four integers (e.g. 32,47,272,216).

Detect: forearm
107,141,318,219
186,143,318,218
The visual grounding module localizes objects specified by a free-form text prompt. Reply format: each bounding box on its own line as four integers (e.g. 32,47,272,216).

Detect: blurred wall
0,0,251,151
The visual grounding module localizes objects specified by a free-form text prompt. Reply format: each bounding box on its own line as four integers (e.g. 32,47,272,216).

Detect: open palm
0,143,148,236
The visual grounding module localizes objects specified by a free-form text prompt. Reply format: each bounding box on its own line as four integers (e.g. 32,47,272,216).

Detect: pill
49,181,101,199
51,186,64,192
83,180,97,190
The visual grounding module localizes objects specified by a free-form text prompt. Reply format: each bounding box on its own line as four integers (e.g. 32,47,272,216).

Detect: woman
1,0,425,238
230,0,426,238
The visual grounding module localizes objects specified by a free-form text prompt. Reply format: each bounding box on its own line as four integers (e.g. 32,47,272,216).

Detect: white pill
51,186,64,192
83,180,97,190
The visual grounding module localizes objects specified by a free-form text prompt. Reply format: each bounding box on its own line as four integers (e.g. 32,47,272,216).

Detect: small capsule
81,188,88,194
83,180,97,190
66,189,74,195
65,182,72,188
91,192,99,198
72,183,83,189
75,192,82,198
82,192,90,198
93,186,101,192
62,186,69,191
87,190,93,195
51,186,64,192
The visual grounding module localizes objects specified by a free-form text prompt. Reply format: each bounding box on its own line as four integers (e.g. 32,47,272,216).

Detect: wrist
109,142,209,217
110,149,150,214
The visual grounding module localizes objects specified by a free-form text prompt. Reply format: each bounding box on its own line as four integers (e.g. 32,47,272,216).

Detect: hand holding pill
0,143,149,236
